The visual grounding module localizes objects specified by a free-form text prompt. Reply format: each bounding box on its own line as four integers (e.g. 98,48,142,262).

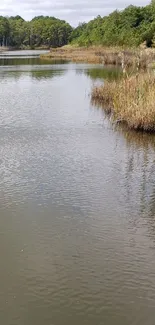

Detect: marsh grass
92,73,155,131
41,46,155,68
41,45,155,131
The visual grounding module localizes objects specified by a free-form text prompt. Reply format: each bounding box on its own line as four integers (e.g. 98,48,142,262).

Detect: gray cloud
0,0,149,26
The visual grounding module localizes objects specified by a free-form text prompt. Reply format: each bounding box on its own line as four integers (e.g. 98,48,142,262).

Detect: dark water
0,50,155,325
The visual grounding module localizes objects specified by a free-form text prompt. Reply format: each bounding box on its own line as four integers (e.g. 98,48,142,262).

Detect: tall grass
92,73,155,131
41,46,155,68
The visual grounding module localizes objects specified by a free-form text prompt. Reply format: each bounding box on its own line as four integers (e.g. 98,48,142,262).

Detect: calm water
0,50,155,325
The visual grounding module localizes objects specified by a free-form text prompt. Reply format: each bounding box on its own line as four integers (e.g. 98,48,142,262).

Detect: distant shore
0,46,50,52
40,46,155,68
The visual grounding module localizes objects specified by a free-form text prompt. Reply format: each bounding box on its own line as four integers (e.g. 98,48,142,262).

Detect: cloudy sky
0,0,149,26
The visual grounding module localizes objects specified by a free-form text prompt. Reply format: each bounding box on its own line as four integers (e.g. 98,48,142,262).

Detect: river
0,50,155,325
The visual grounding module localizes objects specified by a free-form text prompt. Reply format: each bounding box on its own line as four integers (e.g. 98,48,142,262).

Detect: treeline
71,2,155,47
0,15,73,48
1,2,155,49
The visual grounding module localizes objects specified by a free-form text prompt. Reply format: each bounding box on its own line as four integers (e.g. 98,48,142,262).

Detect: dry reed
92,73,155,131
41,46,155,68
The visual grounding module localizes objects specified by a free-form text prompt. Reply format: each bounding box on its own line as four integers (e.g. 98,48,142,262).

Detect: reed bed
41,46,155,68
41,46,155,131
92,73,155,131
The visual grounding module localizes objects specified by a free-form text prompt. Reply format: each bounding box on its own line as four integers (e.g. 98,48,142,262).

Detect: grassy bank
92,73,155,131
40,46,155,68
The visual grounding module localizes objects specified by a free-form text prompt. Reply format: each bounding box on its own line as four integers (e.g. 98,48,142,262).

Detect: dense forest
0,16,73,48
71,1,155,47
1,2,155,48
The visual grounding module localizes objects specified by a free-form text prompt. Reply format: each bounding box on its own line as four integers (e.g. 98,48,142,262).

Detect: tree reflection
115,125,155,238
0,68,66,81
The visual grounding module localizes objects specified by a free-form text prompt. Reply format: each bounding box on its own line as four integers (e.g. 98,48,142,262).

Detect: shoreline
0,47,9,52
40,46,155,68
41,46,155,133
0,46,50,52
92,73,155,132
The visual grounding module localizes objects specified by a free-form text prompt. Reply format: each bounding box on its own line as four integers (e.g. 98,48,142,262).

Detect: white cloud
0,0,149,26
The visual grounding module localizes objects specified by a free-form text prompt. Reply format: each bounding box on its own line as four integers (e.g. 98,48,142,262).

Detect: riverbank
40,46,155,68
41,46,155,132
92,73,155,131
0,47,9,52
0,46,50,52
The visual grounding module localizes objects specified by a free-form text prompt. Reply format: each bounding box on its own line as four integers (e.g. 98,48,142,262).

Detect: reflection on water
0,57,68,66
31,69,66,80
85,66,123,80
0,69,66,81
75,65,122,82
0,49,49,57
0,51,155,325
116,126,155,219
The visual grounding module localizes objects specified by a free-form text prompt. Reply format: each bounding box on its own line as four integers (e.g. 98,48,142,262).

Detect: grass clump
92,73,155,131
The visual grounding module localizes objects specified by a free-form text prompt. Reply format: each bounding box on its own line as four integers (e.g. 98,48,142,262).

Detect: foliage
1,2,155,48
0,15,73,48
70,3,155,47
0,16,10,46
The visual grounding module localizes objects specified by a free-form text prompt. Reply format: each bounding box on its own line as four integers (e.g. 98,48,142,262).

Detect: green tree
0,16,10,46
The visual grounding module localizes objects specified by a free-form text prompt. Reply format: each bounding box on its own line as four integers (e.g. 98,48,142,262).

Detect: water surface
0,50,155,325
